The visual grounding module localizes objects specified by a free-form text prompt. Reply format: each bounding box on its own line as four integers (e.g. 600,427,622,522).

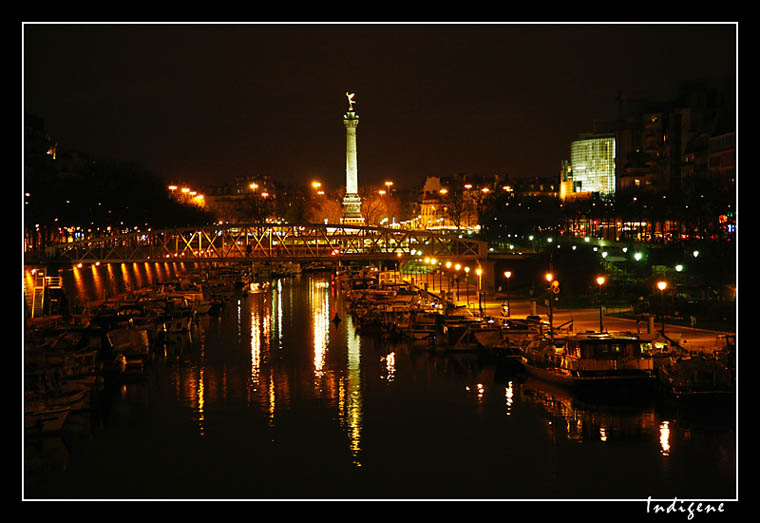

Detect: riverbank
403,272,735,354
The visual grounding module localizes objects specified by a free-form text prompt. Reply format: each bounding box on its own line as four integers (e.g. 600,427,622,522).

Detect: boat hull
521,359,653,386
25,406,71,435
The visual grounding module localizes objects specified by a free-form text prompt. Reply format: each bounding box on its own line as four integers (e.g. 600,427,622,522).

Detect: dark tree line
25,154,214,249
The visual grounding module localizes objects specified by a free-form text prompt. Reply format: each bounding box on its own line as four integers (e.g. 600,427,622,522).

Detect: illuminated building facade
568,135,616,197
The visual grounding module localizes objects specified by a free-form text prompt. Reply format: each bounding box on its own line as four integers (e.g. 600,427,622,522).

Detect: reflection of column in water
311,280,330,379
344,313,363,466
659,421,671,456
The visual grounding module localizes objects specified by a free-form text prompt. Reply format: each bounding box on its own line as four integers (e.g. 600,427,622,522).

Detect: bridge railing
33,223,489,264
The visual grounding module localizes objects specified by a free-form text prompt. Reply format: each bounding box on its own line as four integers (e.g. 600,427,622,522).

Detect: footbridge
33,223,489,265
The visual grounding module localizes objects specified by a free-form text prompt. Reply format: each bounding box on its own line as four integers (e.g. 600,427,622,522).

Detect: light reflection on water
23,266,736,500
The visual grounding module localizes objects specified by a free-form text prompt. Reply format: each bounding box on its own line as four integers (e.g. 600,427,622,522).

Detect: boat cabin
564,333,655,360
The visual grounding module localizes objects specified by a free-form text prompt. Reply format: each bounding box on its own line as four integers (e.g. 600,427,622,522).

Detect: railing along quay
26,223,489,265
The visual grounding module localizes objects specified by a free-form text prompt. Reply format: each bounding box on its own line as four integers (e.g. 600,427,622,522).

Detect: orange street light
503,271,512,317
596,276,606,332
657,281,668,330
464,266,471,306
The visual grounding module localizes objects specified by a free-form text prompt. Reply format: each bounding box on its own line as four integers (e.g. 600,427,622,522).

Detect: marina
23,262,736,500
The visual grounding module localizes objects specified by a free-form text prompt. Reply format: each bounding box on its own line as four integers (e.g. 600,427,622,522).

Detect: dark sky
23,23,736,192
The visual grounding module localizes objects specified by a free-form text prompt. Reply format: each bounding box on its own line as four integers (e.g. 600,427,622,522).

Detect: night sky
23,23,736,192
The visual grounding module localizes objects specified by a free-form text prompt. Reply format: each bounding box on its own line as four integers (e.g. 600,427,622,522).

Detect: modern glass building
569,135,616,196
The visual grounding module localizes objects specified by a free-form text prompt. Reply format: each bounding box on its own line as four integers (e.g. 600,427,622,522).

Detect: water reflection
518,378,659,445
24,267,735,499
341,313,363,467
195,318,207,437
382,352,396,382
250,304,262,392
660,421,671,456
272,279,283,350
505,380,515,416
310,279,330,380
24,261,188,308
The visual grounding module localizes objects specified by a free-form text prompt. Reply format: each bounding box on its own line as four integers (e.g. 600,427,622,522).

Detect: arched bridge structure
38,223,489,265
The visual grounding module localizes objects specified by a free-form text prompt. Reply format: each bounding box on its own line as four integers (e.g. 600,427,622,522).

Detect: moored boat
520,331,657,391
25,404,71,436
653,335,735,400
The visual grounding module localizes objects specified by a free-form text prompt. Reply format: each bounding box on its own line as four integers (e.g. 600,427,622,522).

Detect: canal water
23,266,737,501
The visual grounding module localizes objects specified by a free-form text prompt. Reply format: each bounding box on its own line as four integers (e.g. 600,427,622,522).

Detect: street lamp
596,276,606,332
657,281,668,331
503,271,512,317
464,266,471,307
455,264,461,301
476,267,483,315
545,273,556,339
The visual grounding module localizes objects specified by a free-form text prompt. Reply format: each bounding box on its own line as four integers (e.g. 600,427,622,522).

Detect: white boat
520,331,656,389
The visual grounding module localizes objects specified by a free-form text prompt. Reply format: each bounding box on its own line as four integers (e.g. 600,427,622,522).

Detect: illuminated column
341,92,364,225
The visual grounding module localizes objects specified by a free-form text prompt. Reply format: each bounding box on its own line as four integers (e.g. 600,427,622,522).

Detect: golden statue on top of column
346,92,356,111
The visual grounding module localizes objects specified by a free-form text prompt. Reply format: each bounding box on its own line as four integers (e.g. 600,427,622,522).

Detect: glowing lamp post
545,273,557,340
445,261,453,300
503,271,512,317
657,281,668,331
596,276,606,332
455,264,461,301
464,266,471,307
476,267,483,315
